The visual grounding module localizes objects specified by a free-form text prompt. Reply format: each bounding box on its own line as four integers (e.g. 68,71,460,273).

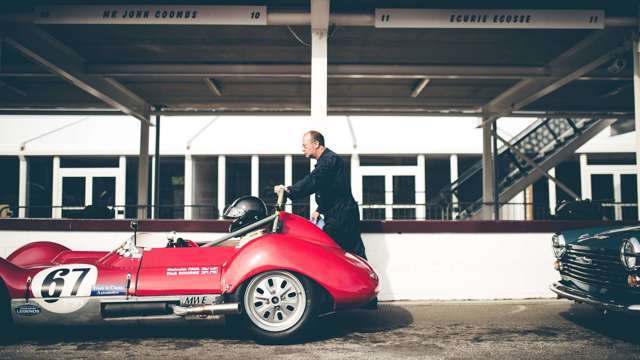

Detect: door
53,157,126,219
60,176,117,219
591,174,615,220
361,173,420,220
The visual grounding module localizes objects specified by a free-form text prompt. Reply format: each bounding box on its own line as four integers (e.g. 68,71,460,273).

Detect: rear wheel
241,270,317,342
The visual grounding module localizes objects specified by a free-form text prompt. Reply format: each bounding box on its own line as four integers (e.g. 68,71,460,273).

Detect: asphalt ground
1,299,640,359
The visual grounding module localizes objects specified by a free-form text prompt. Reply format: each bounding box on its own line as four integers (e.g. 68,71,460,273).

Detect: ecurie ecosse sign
374,9,604,29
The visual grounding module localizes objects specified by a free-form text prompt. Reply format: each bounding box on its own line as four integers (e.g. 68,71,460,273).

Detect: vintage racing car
550,224,640,314
0,191,379,342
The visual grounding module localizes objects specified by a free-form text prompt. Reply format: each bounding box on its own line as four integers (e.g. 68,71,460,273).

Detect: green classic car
550,225,640,313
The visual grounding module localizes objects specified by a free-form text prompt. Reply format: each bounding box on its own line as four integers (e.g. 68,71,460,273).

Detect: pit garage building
0,1,639,300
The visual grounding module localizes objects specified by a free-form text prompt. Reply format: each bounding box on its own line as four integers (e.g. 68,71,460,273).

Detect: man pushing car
274,130,367,259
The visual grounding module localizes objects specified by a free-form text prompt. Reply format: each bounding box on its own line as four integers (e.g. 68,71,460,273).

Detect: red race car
0,192,379,342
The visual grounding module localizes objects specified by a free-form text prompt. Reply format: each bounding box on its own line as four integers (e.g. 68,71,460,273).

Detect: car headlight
620,237,640,270
552,233,566,259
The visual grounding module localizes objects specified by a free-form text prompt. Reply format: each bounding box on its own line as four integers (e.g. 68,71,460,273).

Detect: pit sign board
35,5,267,25
375,9,605,29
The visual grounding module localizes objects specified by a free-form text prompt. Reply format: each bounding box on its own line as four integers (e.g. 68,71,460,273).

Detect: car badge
575,256,593,265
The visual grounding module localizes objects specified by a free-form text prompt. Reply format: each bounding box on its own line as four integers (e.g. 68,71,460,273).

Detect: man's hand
273,184,287,194
311,211,320,223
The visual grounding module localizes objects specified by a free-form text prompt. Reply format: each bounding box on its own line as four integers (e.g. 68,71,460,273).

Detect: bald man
275,130,367,259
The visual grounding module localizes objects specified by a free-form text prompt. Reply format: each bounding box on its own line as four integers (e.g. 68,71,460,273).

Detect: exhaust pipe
172,303,240,317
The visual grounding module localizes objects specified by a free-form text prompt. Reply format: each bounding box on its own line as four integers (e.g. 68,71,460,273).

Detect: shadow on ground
2,303,412,345
560,303,640,345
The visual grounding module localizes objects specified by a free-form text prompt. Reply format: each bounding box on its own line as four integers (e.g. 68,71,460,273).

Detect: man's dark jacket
287,148,367,258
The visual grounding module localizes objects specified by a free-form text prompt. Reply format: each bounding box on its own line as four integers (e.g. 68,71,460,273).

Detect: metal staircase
435,117,616,219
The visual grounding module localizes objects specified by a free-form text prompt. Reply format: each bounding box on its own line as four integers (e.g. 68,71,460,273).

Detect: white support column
251,155,259,197
450,154,459,219
351,153,363,218
284,155,293,213
614,173,623,221
116,156,126,219
310,0,330,129
184,154,193,220
137,121,150,219
416,155,426,220
85,176,93,206
385,174,393,220
18,156,27,218
481,121,495,220
633,33,640,220
52,156,61,219
580,154,591,200
310,159,317,216
217,155,226,219
548,167,557,216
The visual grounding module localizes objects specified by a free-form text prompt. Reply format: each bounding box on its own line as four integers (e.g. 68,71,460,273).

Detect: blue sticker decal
91,284,127,296
15,304,42,316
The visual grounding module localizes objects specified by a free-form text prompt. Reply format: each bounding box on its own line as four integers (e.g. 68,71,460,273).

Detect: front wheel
241,270,317,342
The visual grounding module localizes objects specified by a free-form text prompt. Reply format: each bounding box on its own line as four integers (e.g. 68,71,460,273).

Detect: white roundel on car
31,264,98,314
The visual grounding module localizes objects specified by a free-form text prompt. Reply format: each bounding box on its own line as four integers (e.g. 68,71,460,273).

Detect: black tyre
240,270,317,343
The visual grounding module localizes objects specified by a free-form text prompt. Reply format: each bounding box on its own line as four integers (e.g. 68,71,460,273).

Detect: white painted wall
0,231,559,301
0,115,633,156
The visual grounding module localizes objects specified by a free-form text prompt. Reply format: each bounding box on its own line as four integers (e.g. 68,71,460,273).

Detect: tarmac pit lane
2,299,640,359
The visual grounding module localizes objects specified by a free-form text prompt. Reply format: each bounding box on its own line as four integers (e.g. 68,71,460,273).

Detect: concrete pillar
525,185,534,220
481,121,495,220
548,168,557,216
385,174,393,220
52,156,61,219
251,155,259,197
18,156,27,218
184,154,193,220
285,155,293,213
85,176,93,206
310,0,330,128
137,121,150,219
614,173,623,220
116,156,126,219
217,155,226,219
450,154,459,219
416,154,426,220
580,154,591,199
633,33,640,220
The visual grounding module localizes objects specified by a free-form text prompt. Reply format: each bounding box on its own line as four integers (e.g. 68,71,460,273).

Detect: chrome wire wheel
243,271,307,333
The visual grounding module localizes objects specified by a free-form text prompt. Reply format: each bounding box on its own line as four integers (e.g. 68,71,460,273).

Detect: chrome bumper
550,282,640,312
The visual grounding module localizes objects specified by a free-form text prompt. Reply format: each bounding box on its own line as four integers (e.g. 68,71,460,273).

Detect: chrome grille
561,247,628,288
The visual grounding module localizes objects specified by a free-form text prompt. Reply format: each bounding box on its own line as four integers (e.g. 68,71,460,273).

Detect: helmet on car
224,196,269,233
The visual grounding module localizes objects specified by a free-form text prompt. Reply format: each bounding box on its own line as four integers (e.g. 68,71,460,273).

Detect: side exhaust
172,303,240,317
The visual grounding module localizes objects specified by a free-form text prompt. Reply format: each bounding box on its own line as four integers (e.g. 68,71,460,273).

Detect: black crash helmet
224,196,269,233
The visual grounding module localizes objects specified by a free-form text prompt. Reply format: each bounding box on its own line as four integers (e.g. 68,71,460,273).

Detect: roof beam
86,63,549,79
0,106,633,119
482,29,629,124
0,24,151,123
2,63,632,81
